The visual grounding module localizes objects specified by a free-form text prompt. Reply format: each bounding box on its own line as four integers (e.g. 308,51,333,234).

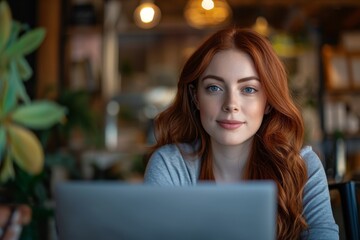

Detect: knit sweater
144,143,339,240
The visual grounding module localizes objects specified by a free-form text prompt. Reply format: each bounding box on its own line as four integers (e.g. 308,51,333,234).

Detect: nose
222,104,239,112
222,92,239,112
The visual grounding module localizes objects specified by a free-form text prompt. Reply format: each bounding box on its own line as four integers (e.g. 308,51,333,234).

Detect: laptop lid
55,181,277,240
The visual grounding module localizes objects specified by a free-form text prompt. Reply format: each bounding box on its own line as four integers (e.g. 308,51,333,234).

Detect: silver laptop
55,181,276,240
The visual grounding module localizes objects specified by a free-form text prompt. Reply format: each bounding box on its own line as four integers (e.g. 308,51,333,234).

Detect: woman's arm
300,147,339,240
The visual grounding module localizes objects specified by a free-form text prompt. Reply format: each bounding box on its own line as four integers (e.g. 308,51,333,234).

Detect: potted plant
0,1,66,239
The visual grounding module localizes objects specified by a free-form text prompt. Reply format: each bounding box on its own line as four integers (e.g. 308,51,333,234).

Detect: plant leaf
15,56,32,81
7,124,44,174
11,101,66,130
0,1,12,52
0,126,5,164
0,153,15,183
4,28,45,58
7,20,21,47
10,60,30,103
1,74,17,114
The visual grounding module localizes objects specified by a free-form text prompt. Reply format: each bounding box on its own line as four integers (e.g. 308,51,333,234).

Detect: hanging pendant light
184,0,232,29
252,16,271,36
134,0,161,29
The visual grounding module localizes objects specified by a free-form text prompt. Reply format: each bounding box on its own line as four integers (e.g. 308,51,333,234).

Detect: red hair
151,27,308,239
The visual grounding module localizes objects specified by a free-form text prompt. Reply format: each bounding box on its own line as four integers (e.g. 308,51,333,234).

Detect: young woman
144,27,338,239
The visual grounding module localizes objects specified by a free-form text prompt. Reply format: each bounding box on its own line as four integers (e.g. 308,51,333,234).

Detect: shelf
324,133,360,140
322,45,360,90
325,88,360,95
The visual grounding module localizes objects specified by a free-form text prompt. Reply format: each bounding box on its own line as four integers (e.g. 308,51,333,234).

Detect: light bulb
134,2,161,29
184,0,232,29
252,16,270,36
202,0,214,10
140,7,155,23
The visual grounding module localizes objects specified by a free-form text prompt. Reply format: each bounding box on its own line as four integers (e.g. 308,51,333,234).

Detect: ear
264,104,272,114
188,84,199,110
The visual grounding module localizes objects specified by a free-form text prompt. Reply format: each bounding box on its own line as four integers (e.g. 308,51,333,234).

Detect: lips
217,120,244,130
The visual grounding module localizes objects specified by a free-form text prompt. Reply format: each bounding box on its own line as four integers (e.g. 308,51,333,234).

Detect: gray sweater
144,143,339,240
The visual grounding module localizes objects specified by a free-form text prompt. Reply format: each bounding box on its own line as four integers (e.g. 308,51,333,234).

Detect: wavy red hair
150,27,308,239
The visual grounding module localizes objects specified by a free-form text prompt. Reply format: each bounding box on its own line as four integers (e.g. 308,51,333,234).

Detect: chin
217,139,250,146
215,135,254,147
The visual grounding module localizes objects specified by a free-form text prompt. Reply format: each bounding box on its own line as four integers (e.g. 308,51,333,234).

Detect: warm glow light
185,0,232,29
252,16,270,36
140,7,155,23
202,0,214,10
134,2,161,29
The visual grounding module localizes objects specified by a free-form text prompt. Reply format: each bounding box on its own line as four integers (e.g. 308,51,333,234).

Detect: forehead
202,49,258,79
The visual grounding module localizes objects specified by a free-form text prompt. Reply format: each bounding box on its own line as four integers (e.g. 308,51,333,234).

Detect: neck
211,139,252,183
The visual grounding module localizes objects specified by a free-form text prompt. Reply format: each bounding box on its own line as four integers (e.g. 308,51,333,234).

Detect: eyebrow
201,75,260,83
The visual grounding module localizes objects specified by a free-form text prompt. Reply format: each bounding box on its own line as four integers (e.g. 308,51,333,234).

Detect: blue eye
242,87,257,94
207,85,222,92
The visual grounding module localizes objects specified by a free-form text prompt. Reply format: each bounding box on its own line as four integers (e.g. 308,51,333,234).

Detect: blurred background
3,0,360,238
10,0,360,184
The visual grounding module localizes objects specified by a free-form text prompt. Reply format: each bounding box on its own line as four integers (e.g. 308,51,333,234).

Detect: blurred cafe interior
3,0,360,238
8,0,360,186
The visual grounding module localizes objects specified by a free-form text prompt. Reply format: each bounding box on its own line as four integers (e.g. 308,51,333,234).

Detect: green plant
0,2,67,238
0,1,66,182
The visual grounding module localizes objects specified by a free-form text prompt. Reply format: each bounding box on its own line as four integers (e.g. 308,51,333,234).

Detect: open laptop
55,181,277,240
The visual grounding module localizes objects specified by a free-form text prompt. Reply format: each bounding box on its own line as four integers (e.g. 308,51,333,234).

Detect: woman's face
195,49,268,148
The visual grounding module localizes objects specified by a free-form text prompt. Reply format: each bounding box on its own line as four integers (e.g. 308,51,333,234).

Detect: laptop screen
55,181,277,240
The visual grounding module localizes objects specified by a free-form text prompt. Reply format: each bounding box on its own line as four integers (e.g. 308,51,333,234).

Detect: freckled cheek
199,105,218,120
241,101,266,117
198,96,222,113
198,100,221,123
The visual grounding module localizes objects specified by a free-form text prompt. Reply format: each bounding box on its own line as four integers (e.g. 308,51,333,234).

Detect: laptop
55,181,277,240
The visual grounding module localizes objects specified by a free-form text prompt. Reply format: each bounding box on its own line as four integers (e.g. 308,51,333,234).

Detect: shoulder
152,144,183,158
300,145,329,199
143,143,201,185
300,146,332,187
300,146,324,177
149,143,198,166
